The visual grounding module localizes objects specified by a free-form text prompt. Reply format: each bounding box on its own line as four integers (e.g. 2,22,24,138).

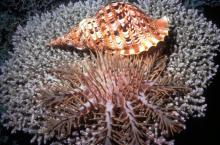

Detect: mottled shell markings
49,2,169,55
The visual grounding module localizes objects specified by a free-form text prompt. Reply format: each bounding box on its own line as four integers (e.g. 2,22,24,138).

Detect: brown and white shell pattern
50,2,169,55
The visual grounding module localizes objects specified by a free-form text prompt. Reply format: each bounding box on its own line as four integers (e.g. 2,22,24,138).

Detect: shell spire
49,2,169,55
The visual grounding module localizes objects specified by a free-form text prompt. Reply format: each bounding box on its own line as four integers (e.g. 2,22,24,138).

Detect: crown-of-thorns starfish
49,2,169,55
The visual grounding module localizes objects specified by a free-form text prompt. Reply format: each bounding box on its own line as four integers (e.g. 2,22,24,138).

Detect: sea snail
50,2,169,55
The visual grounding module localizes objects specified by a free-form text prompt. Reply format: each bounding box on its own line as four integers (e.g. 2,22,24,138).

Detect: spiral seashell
50,2,169,55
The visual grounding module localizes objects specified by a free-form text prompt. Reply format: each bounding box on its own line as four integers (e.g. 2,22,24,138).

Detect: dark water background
0,1,220,145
